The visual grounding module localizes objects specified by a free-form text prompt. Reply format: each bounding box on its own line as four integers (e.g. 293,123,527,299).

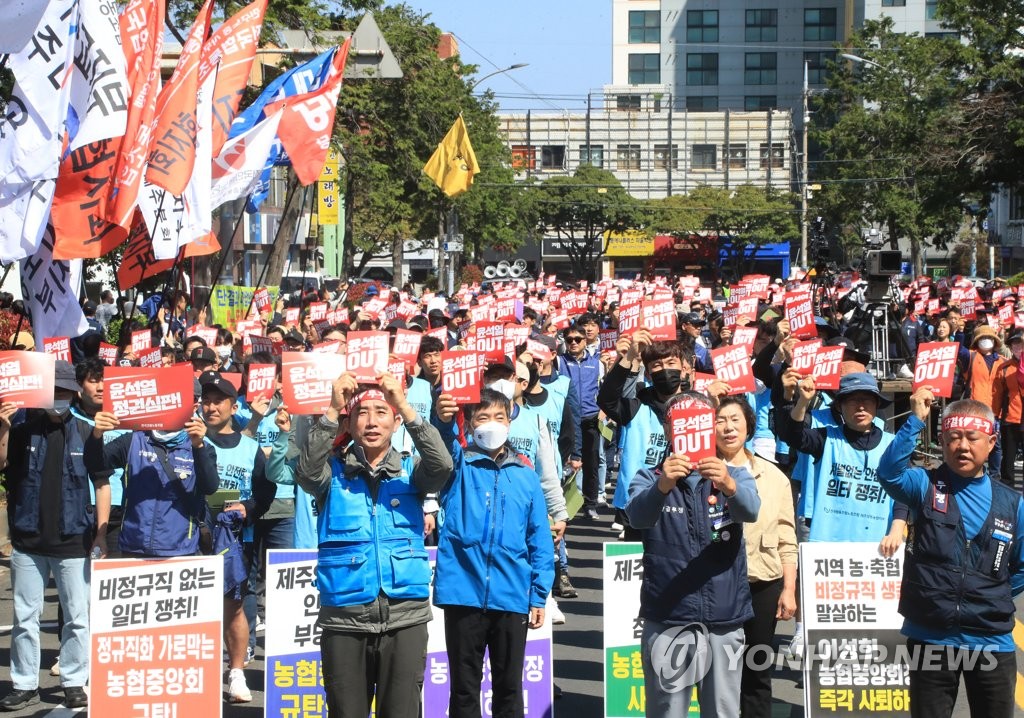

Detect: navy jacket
559,351,602,418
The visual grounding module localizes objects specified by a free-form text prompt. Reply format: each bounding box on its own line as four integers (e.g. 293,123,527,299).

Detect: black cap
54,360,82,392
825,335,871,366
189,347,218,364
198,371,237,400
82,301,97,315
284,328,306,345
680,312,705,327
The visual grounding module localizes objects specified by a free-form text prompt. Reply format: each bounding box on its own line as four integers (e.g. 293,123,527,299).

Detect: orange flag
264,38,351,185
199,0,269,156
116,211,178,290
143,0,214,196
51,0,164,258
184,231,221,257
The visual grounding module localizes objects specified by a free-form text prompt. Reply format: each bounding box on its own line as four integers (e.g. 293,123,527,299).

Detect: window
804,9,837,41
745,53,777,85
686,95,719,111
925,0,938,19
653,144,679,170
579,144,604,168
686,53,718,86
744,96,777,110
692,144,716,170
616,144,641,171
541,145,566,170
745,9,777,42
727,144,747,170
881,0,906,5
628,53,661,85
686,10,718,43
616,94,642,111
805,51,836,84
511,145,535,170
925,31,958,40
629,10,660,43
759,142,785,169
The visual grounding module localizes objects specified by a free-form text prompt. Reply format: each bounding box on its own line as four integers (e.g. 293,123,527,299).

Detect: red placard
548,310,570,331
927,298,940,316
732,326,758,354
253,287,272,314
42,337,72,363
692,372,717,395
791,339,823,376
999,303,1014,326
811,346,844,390
311,341,342,354
471,322,505,363
99,343,119,366
387,357,406,384
960,295,977,320
244,334,273,356
503,325,530,356
912,341,959,398
0,352,56,408
441,351,482,403
281,352,346,415
345,332,389,383
668,398,716,462
617,302,641,337
103,364,194,430
392,330,422,372
470,304,493,325
131,329,152,354
137,347,163,368
493,298,518,323
426,326,448,345
526,339,554,363
736,297,759,325
235,318,263,338
560,291,589,316
285,307,300,325
784,293,816,339
599,329,618,353
247,364,277,403
640,298,677,341
187,325,219,346
711,345,755,395
308,302,328,323
363,298,388,320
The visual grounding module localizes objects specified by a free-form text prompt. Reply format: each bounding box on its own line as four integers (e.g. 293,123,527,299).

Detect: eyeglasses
566,337,585,344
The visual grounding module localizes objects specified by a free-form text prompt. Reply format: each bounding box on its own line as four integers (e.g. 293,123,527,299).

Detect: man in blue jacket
878,389,1024,718
626,392,760,718
434,388,555,718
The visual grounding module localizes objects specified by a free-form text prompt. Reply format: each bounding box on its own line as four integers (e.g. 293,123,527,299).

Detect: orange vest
993,359,1023,423
968,351,1006,408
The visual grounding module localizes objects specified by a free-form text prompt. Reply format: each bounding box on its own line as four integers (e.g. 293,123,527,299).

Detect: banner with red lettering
668,397,716,462
811,346,843,390
912,341,959,398
441,351,482,403
640,298,677,341
42,337,71,363
785,293,816,339
391,329,422,373
280,352,345,415
470,322,505,363
0,351,55,408
103,364,194,429
791,339,822,376
246,364,277,404
345,331,389,383
711,345,755,395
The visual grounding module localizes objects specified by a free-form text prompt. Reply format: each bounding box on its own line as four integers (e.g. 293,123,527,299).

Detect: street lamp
839,53,887,71
468,63,529,91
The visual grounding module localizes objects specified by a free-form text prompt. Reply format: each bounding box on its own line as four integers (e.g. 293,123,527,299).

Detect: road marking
42,707,83,717
0,620,58,633
1015,618,1024,710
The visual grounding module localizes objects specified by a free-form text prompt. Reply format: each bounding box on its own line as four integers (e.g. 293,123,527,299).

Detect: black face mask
650,368,682,396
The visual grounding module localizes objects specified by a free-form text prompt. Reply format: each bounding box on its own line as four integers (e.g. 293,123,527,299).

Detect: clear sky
407,1,611,114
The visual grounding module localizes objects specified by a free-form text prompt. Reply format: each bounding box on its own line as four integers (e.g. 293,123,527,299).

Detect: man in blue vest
295,371,452,718
626,392,760,717
878,389,1024,718
198,373,276,703
0,361,107,712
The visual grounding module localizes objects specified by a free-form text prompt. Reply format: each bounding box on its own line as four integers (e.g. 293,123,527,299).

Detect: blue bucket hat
835,372,890,407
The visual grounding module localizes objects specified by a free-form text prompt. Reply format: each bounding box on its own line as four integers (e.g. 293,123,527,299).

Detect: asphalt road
0,509,1021,717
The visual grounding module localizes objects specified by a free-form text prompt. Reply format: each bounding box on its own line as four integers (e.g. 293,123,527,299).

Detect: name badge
933,480,947,514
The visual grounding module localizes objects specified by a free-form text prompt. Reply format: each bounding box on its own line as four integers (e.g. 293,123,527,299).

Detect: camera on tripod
864,250,902,277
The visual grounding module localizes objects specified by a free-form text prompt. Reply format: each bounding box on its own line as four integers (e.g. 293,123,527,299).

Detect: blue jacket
85,431,219,556
626,462,760,628
434,420,555,614
559,351,602,418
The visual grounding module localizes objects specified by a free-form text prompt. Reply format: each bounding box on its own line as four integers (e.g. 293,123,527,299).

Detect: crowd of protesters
0,269,1023,718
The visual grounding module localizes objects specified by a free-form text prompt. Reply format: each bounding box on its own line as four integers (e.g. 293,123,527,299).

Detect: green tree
530,164,642,281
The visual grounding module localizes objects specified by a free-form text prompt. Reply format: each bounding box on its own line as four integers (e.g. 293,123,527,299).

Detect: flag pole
245,183,312,321
202,194,251,320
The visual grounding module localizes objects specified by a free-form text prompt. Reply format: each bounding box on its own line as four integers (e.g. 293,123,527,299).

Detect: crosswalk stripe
1015,619,1024,710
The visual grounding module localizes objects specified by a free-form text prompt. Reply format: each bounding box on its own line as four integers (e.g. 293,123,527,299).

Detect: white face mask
977,338,995,352
487,379,515,402
473,421,509,451
216,345,232,359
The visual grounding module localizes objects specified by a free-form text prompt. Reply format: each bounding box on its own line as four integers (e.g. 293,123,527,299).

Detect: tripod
844,277,914,379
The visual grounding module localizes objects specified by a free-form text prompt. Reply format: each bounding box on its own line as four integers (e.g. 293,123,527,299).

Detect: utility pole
800,60,809,271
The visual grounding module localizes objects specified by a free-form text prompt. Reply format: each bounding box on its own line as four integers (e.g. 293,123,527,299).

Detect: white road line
0,620,58,633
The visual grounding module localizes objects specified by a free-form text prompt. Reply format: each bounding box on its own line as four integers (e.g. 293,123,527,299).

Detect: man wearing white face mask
0,361,109,712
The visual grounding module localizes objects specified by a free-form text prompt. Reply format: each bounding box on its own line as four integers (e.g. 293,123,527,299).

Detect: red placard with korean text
471,322,505,363
247,364,277,404
345,332,389,383
391,330,422,373
285,308,300,325
253,287,272,314
187,326,219,347
732,326,758,354
99,343,119,366
280,352,346,415
692,372,717,395
137,347,163,368
785,293,816,339
999,303,1013,327
668,397,716,462
493,298,518,323
640,298,677,341
792,339,823,376
617,302,641,336
308,302,328,323
0,352,56,408
526,339,554,363
504,325,531,356
103,364,194,430
599,329,618,354
43,337,72,363
711,345,755,395
441,351,482,403
131,329,152,354
912,341,959,398
811,346,844,390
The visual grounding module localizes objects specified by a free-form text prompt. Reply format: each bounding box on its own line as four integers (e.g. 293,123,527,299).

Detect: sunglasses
566,336,585,343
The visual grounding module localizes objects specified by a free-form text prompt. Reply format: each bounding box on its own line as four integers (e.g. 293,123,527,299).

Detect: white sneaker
611,521,624,532
597,494,608,507
786,632,805,660
547,595,566,625
254,616,265,633
50,659,60,676
227,668,252,703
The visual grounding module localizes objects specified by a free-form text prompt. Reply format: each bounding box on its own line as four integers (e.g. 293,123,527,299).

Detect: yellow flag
423,115,480,197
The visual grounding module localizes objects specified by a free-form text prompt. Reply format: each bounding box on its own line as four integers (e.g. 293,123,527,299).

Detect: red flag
264,38,352,185
144,0,214,195
116,211,177,290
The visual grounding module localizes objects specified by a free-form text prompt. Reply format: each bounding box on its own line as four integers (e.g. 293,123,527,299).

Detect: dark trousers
998,422,1020,488
320,622,428,718
444,606,529,718
907,638,1016,718
580,415,601,508
741,578,784,718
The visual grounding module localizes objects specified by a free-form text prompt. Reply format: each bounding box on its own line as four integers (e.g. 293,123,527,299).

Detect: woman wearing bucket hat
964,325,1008,477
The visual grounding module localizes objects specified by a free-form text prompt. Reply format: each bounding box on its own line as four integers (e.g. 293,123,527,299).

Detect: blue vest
614,404,667,510
806,424,894,542
315,454,429,607
211,434,259,501
390,377,433,455
235,398,290,501
532,380,569,477
293,486,318,549
121,433,204,556
10,414,93,536
639,473,753,629
901,470,1020,634
73,408,127,508
507,405,541,467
